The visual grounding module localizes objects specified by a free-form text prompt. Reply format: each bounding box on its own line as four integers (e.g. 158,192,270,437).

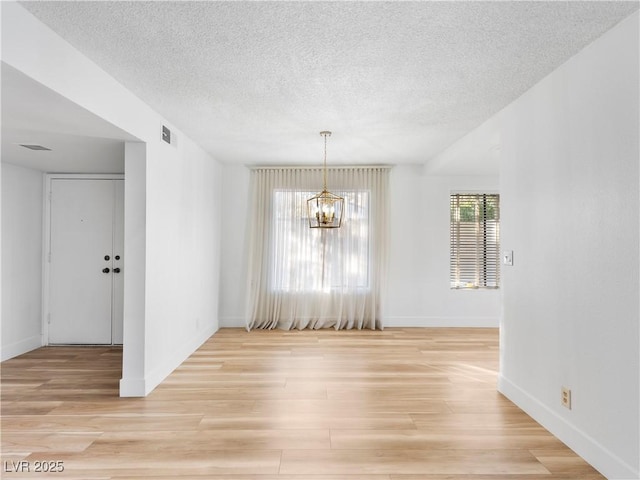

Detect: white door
49,179,124,344
111,180,124,344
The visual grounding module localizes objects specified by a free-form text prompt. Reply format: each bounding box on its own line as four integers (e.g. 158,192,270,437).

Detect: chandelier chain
323,133,327,190
320,131,331,191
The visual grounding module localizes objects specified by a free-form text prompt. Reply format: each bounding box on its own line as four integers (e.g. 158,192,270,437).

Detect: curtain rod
248,165,394,171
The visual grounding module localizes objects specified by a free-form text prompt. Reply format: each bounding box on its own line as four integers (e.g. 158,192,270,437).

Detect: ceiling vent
162,125,171,144
20,144,52,151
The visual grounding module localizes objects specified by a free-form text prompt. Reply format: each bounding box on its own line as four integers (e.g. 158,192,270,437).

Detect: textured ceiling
17,1,640,169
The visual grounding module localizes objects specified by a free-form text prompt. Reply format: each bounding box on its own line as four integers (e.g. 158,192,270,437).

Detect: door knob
102,267,110,273
113,268,121,273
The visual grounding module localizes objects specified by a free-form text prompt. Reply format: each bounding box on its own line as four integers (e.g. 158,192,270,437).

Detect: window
271,189,370,292
246,166,389,330
450,193,500,289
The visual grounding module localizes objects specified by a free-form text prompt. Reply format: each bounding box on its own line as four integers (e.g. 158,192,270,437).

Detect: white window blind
450,193,500,289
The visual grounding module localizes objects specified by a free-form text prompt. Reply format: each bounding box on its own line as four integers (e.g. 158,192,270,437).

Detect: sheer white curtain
245,167,389,330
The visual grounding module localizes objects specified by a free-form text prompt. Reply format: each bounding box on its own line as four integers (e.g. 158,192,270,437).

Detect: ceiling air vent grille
162,125,171,144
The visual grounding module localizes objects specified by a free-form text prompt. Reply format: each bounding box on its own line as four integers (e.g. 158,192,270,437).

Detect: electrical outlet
561,387,572,409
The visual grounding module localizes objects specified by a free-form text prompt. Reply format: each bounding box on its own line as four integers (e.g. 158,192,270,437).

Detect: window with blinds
450,193,500,289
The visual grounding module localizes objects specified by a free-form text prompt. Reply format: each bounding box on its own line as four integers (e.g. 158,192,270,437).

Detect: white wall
219,164,250,327
121,143,146,392
2,3,223,396
438,11,639,479
386,166,500,327
144,137,222,390
219,164,500,328
1,163,43,360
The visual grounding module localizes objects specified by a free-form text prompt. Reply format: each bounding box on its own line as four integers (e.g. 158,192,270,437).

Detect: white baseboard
220,316,499,329
384,316,499,327
1,335,42,361
119,377,147,397
498,375,639,480
220,316,245,328
128,324,218,397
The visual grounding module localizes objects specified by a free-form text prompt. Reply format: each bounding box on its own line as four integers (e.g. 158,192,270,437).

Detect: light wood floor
1,328,603,479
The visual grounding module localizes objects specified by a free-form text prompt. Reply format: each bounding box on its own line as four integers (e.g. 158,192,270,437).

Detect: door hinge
47,313,51,325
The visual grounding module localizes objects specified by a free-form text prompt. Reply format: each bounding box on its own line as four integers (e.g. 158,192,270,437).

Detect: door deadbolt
104,255,110,261
115,255,121,260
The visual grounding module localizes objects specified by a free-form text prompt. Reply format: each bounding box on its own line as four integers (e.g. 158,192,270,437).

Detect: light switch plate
503,250,513,266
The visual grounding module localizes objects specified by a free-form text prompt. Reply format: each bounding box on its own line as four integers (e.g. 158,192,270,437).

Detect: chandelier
307,131,344,228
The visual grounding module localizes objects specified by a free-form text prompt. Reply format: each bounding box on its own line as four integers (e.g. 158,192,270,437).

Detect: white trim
139,325,218,396
450,189,500,194
220,316,499,329
384,316,499,328
498,375,639,480
42,173,125,346
1,335,43,362
248,165,394,171
119,377,147,397
220,316,245,328
45,174,125,180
